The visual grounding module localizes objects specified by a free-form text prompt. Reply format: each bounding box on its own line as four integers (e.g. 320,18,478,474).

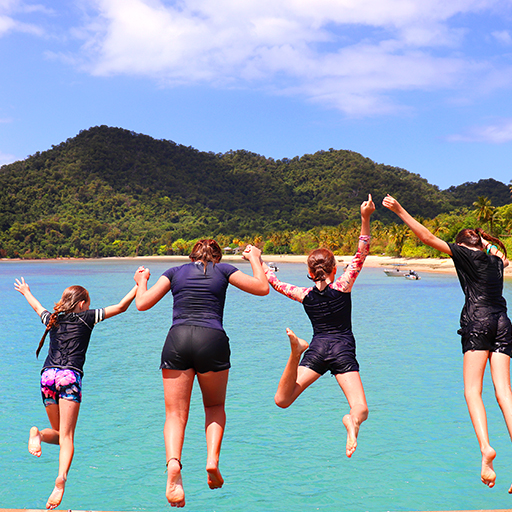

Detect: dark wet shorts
300,335,360,375
161,324,231,374
458,311,512,356
40,368,82,406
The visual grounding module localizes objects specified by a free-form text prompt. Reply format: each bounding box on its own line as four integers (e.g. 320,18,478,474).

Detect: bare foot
481,446,497,488
46,475,66,510
286,328,309,357
28,426,42,457
166,459,185,507
206,460,224,489
342,414,360,458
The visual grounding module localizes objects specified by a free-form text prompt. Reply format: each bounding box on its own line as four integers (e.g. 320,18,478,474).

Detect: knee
495,388,512,409
274,395,292,409
464,386,482,402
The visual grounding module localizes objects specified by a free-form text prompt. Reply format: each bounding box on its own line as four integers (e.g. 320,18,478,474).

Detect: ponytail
476,228,507,258
455,228,507,258
307,248,336,282
189,239,222,274
36,285,89,358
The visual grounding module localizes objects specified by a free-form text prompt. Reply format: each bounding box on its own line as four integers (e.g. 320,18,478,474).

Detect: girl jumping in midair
263,194,375,458
15,276,139,510
383,194,512,491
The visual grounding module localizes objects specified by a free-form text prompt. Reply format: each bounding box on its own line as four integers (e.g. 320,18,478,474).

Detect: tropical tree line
2,196,507,260
1,126,510,260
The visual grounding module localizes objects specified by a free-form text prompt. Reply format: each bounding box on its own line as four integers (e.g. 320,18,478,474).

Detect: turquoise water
1,258,512,511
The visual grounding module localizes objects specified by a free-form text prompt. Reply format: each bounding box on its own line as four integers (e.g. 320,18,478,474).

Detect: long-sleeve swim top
264,235,370,304
265,236,370,338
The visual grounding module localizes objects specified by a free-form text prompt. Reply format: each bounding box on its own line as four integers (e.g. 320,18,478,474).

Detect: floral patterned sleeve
331,235,371,293
264,268,311,303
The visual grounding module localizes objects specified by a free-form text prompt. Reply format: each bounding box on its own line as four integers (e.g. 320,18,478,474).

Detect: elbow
135,300,149,311
503,258,510,268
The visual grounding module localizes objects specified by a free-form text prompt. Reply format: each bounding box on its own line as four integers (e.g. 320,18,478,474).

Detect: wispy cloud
447,118,512,143
0,150,16,166
492,30,512,45
5,0,512,116
0,0,47,36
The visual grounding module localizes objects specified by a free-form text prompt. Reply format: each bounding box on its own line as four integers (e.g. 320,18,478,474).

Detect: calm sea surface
2,258,512,512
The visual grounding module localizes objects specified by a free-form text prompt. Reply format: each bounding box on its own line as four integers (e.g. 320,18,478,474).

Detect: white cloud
492,30,512,45
0,0,47,36
447,118,512,143
0,150,16,166
7,0,512,116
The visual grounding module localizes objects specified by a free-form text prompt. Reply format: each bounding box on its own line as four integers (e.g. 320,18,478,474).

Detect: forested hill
0,125,509,258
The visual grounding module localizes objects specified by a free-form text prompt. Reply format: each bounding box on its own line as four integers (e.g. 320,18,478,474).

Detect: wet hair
36,285,90,358
189,239,222,274
307,248,336,282
455,228,507,258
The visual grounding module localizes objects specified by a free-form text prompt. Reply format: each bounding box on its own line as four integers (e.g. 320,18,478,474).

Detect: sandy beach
6,253,512,277
112,253,461,275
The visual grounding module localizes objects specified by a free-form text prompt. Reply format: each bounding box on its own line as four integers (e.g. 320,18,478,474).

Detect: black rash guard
40,308,105,376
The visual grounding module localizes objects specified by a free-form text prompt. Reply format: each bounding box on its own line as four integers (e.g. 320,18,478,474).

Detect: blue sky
1,0,512,190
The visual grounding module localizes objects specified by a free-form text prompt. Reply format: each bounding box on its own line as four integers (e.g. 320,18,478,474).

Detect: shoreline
3,253,512,277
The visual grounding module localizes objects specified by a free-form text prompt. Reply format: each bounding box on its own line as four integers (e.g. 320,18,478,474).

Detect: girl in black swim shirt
383,194,512,492
263,194,375,459
14,277,138,509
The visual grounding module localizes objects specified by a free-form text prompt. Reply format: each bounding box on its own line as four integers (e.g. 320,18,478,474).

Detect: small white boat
267,262,279,272
404,270,421,280
384,265,409,277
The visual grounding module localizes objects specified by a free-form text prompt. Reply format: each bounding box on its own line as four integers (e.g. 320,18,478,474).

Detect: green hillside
0,125,509,258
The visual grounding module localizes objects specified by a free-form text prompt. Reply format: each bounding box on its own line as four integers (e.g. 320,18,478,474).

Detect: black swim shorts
458,311,512,356
300,335,360,375
161,324,231,373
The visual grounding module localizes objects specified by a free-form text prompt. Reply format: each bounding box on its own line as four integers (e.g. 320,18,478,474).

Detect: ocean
1,258,512,512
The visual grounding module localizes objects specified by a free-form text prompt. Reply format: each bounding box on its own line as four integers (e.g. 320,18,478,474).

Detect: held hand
242,244,262,261
134,266,150,284
361,194,375,217
14,277,30,295
382,194,401,214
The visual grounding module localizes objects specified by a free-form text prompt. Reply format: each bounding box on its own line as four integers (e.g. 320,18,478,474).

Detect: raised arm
14,277,46,317
104,284,138,319
332,194,374,293
360,193,375,237
480,236,509,267
382,194,452,255
134,267,172,311
228,245,269,296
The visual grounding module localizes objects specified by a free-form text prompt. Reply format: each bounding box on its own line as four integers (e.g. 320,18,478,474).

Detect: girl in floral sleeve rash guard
14,277,139,510
263,194,375,458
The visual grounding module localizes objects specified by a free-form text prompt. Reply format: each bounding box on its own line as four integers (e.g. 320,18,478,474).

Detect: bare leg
463,350,496,487
335,371,368,458
488,352,512,493
46,399,80,510
162,368,195,508
28,404,60,457
197,369,229,489
274,328,319,408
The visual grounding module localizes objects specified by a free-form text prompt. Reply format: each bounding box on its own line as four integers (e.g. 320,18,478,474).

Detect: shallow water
1,259,512,511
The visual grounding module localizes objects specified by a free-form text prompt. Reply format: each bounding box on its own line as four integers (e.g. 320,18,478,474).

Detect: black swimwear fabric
300,286,359,375
160,261,238,372
449,243,512,355
161,324,231,373
40,308,105,375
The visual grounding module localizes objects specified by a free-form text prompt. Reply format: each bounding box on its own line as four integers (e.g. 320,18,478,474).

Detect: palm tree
386,223,410,256
473,196,496,233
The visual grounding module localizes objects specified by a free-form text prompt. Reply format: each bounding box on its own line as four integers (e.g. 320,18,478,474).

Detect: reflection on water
1,259,512,511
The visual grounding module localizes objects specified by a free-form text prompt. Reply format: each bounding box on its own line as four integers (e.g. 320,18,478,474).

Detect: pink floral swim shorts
40,368,82,406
